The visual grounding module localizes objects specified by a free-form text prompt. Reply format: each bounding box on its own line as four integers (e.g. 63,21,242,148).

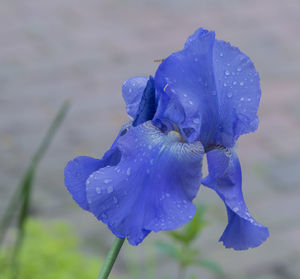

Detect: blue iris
64,28,269,250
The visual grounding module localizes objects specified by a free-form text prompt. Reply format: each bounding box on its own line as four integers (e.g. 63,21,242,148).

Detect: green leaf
155,241,180,261
193,259,224,275
166,205,208,245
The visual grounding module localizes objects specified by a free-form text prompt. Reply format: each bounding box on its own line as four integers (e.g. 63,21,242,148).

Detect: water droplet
223,82,227,87
107,186,114,193
126,168,131,176
188,215,193,219
233,207,239,212
237,67,242,72
247,98,251,102
219,52,223,57
225,70,230,76
189,100,193,105
193,118,200,124
240,82,244,86
150,159,154,165
233,81,237,85
183,93,188,98
129,88,132,93
104,179,112,184
227,92,233,98
96,187,101,194
240,97,244,101
113,196,118,204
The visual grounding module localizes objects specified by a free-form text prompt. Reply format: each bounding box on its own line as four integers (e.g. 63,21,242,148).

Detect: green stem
97,237,125,279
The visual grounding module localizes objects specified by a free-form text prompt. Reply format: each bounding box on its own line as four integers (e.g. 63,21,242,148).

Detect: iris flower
65,28,269,250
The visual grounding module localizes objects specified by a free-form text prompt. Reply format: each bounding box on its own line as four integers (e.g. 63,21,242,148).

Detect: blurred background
1,0,300,278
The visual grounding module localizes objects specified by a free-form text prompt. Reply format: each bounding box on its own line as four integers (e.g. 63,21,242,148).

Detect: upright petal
153,28,218,145
212,40,261,147
202,149,269,250
122,76,149,119
154,27,261,148
133,76,156,126
85,121,204,245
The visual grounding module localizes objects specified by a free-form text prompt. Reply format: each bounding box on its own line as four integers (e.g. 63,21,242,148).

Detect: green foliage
166,204,208,246
156,205,224,278
0,219,110,279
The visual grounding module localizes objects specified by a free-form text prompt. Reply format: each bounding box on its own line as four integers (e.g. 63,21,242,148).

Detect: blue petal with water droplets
64,123,130,211
154,27,261,147
202,149,269,250
212,40,261,147
122,76,149,119
85,121,204,245
154,28,218,146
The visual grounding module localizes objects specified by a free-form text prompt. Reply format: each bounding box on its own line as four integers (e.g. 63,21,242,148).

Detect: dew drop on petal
227,92,233,98
237,67,242,72
96,187,101,194
225,70,230,76
126,167,131,176
104,179,112,184
240,82,244,86
107,186,114,193
233,207,239,212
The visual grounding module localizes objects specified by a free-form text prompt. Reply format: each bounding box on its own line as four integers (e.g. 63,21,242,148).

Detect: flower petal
154,27,261,148
122,76,149,119
212,40,261,147
154,28,218,145
202,149,269,250
64,124,130,211
132,76,156,126
86,121,204,245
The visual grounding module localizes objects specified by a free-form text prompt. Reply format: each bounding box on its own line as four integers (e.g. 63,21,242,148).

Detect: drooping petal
122,76,149,119
64,123,130,211
85,121,204,245
202,149,269,250
154,28,218,145
154,27,261,148
212,40,261,147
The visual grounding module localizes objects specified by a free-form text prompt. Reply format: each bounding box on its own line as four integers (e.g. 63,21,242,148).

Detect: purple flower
65,28,269,249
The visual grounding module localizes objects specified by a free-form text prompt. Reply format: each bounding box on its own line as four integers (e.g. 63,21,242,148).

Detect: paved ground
1,0,300,278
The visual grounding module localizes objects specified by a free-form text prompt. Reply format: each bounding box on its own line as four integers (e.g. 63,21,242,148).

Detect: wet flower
65,28,269,249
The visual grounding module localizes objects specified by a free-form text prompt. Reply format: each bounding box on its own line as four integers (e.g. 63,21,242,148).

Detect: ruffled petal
64,124,130,211
154,28,218,146
212,40,261,147
153,27,261,148
85,121,204,245
202,149,269,250
122,76,149,119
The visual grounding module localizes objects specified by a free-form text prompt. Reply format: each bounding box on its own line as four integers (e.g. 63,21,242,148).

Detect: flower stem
97,237,125,279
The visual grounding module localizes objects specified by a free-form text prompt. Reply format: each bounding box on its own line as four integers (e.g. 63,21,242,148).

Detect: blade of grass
9,100,70,278
0,100,70,248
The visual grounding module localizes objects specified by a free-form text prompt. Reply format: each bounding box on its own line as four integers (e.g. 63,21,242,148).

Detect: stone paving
1,0,300,278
